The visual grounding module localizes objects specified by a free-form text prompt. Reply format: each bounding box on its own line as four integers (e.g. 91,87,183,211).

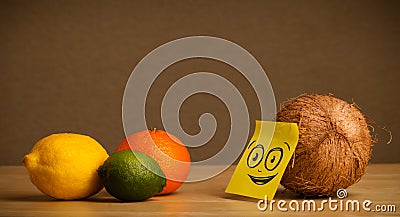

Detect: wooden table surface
0,165,399,216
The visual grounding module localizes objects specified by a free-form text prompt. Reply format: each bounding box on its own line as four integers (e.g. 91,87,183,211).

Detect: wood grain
0,165,399,216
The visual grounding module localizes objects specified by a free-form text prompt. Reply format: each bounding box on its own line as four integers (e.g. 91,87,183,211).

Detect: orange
116,129,190,195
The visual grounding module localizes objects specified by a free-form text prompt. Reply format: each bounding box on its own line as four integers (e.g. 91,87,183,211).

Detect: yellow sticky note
225,121,299,200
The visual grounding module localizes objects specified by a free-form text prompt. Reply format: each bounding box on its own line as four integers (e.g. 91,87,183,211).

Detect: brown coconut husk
277,94,373,197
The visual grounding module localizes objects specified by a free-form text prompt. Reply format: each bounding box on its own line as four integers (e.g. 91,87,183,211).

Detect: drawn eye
247,144,264,168
265,147,283,171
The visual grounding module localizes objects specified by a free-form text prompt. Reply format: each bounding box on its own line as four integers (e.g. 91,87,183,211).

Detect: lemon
98,150,166,201
23,133,109,200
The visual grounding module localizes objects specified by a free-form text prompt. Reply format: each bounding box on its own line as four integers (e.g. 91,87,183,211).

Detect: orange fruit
116,129,190,195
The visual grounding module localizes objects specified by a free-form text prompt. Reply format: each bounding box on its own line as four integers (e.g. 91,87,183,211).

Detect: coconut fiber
277,94,373,196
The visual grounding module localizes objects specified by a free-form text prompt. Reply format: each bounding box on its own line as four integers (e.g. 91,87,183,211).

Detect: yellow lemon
23,133,109,200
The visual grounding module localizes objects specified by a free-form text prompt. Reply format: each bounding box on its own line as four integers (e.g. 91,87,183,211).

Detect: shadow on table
3,189,177,203
212,187,305,203
3,190,117,203
86,189,170,203
4,194,58,202
217,188,362,202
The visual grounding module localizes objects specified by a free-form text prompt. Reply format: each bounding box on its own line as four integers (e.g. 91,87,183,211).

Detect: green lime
97,150,166,201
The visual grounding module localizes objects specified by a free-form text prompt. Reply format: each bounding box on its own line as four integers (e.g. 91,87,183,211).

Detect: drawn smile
248,173,278,185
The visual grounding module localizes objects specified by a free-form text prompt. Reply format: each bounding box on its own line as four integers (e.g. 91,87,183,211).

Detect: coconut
277,94,373,196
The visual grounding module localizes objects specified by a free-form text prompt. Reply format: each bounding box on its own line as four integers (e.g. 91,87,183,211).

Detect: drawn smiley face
225,121,299,200
246,141,291,185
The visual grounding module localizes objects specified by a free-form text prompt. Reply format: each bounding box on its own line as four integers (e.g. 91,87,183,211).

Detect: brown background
1,0,399,165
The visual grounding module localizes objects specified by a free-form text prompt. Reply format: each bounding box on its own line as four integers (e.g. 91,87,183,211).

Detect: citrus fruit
97,150,166,201
23,133,109,200
116,129,190,195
